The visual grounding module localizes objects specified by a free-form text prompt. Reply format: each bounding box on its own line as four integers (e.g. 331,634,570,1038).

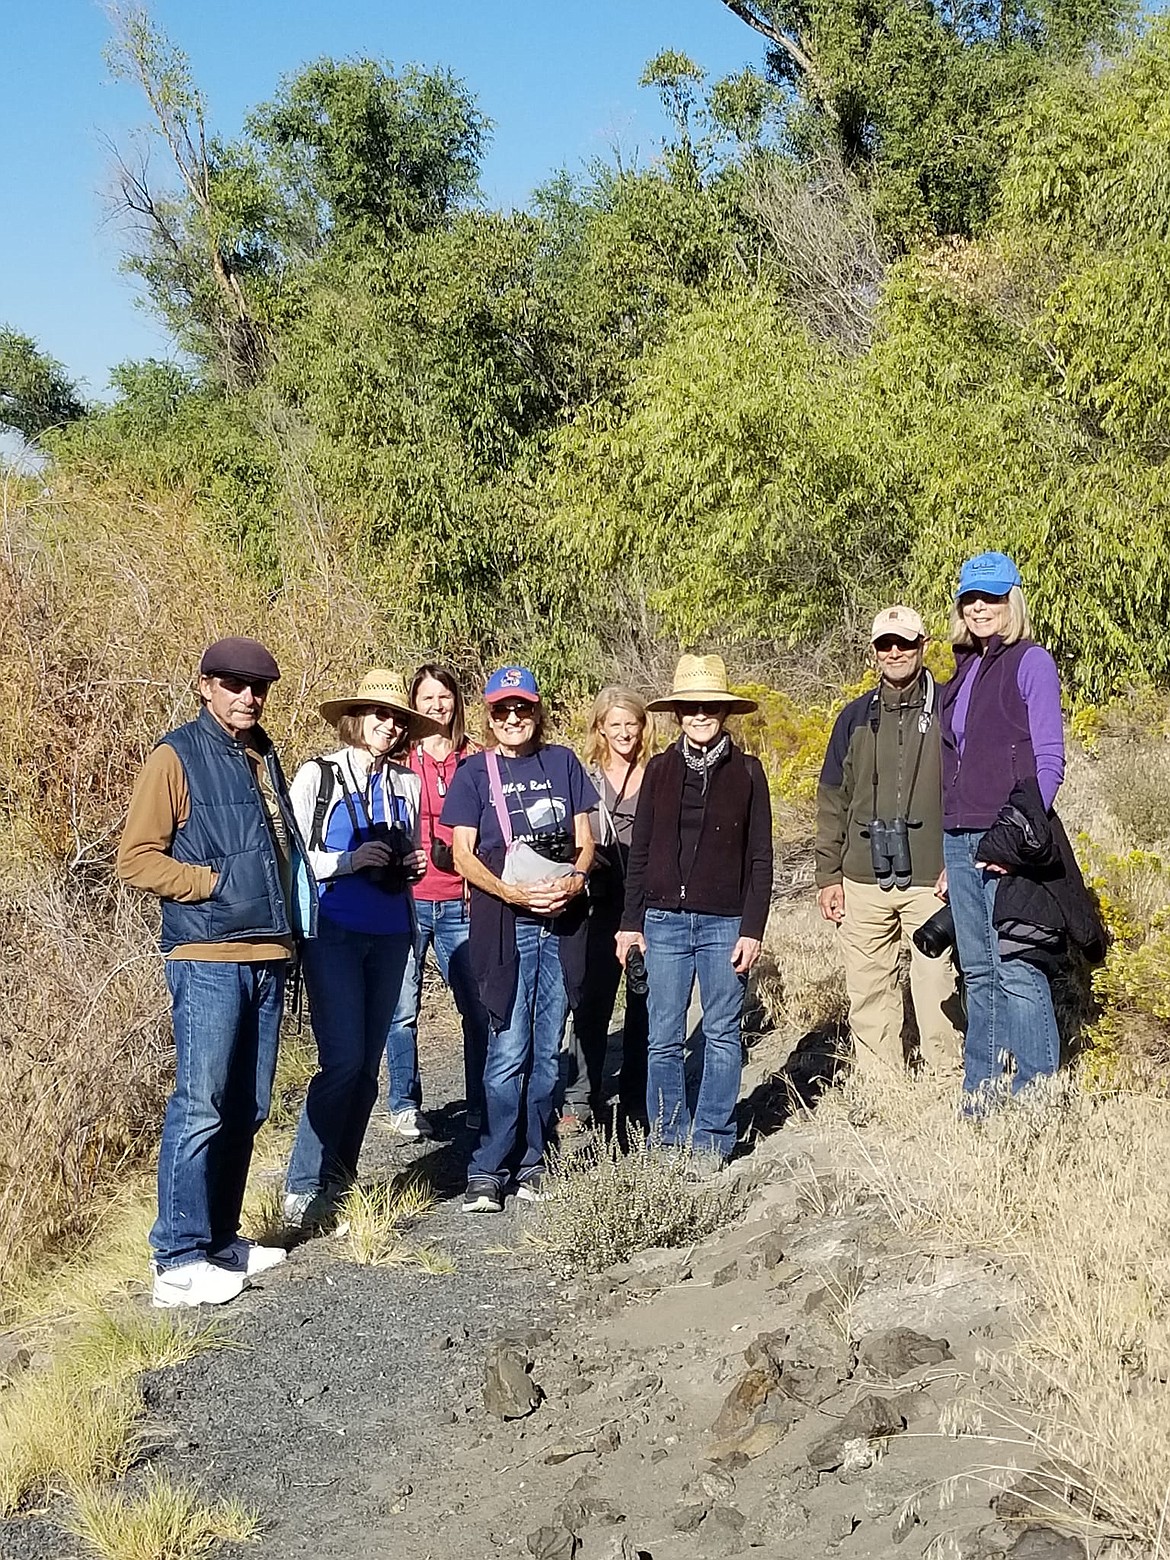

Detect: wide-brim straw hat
319,669,445,740
646,655,758,715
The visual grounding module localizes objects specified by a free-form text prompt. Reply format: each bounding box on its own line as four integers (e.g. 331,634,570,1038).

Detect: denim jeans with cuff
386,896,489,1119
943,828,1060,1105
643,908,746,1162
152,958,284,1270
470,918,568,1186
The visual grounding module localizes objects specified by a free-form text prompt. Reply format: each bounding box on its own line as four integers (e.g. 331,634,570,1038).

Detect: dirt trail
2,985,1064,1560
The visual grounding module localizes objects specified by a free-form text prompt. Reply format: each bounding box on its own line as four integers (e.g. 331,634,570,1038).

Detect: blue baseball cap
484,665,540,704
956,551,1022,600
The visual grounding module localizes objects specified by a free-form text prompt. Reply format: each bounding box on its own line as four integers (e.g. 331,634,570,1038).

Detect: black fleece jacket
620,741,773,940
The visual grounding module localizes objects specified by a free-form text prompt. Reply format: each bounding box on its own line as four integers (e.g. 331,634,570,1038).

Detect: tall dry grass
0,473,392,1296
820,1070,1170,1548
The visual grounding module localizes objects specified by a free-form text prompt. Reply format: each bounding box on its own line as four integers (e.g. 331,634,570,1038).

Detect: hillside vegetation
5,0,1170,1292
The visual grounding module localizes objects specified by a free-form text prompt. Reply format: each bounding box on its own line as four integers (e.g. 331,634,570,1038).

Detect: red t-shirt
410,742,477,902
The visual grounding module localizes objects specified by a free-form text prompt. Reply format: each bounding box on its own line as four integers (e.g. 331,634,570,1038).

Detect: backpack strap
484,750,513,847
308,757,343,850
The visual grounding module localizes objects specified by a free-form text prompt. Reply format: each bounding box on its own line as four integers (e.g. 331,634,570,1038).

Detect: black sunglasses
873,636,922,653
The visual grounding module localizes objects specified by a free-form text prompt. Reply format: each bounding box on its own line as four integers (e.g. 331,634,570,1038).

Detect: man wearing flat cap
118,637,316,1307
815,608,963,1079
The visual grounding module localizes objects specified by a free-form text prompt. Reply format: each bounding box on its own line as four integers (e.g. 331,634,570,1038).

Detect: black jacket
976,779,1107,972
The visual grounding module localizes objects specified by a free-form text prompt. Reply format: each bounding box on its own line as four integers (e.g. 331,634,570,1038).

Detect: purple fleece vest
940,638,1036,831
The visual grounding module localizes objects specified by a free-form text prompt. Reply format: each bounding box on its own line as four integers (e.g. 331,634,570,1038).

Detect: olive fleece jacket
815,672,945,890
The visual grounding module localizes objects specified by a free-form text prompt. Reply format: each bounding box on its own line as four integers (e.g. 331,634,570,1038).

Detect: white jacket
288,747,421,884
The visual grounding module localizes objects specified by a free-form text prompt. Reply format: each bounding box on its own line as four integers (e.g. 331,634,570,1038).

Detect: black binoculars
625,947,649,997
364,821,425,892
865,816,914,891
531,828,576,865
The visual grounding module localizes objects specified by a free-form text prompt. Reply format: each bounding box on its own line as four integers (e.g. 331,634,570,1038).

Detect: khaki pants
838,877,963,1077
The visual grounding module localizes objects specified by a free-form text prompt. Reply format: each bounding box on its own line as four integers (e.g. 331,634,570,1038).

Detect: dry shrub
0,876,171,1293
823,1069,1170,1546
1097,743,1170,851
757,898,848,1036
533,1135,746,1271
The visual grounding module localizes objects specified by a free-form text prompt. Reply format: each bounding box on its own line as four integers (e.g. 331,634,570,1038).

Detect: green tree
0,328,86,441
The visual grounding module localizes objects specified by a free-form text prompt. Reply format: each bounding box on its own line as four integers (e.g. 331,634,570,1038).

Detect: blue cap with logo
484,665,540,704
956,551,1022,600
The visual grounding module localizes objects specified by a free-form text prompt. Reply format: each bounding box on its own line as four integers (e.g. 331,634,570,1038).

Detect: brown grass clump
756,898,848,1036
822,1068,1170,1547
0,877,171,1298
67,1470,260,1560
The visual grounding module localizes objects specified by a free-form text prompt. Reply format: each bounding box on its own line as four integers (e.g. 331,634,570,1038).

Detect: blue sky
1,0,762,398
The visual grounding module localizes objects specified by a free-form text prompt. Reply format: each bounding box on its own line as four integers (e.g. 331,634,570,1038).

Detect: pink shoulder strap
484,749,513,846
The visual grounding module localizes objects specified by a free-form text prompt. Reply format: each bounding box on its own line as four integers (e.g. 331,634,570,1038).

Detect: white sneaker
388,1108,432,1141
209,1238,287,1276
151,1259,246,1309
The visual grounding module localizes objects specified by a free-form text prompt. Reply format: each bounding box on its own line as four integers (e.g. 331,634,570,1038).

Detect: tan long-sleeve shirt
117,743,293,962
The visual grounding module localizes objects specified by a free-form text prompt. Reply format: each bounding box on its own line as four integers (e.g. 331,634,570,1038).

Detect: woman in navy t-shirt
441,666,597,1213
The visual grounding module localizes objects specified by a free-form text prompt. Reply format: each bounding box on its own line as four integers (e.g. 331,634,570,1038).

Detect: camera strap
869,673,932,823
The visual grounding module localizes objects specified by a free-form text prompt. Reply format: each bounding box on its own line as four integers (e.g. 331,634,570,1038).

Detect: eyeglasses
364,706,402,724
873,636,922,653
679,703,726,716
958,592,1008,608
217,675,271,697
489,702,536,721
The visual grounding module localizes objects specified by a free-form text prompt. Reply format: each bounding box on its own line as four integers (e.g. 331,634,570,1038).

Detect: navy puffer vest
159,708,306,952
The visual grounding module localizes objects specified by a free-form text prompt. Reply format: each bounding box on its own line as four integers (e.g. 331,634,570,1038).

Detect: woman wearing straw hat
617,655,773,1163
282,670,444,1231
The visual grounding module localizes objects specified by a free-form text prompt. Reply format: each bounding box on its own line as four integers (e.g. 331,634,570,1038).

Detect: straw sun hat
645,655,758,716
319,670,444,739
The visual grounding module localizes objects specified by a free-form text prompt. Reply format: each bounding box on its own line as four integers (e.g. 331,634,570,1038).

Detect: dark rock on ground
856,1326,952,1380
808,1394,907,1471
1007,1527,1087,1560
484,1339,542,1419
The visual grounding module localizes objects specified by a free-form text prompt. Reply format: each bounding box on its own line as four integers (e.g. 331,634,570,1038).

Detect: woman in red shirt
385,665,489,1134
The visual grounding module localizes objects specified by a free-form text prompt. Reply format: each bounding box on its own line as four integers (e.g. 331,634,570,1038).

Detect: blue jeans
286,916,412,1195
385,897,490,1117
643,909,746,1160
470,918,568,1185
943,830,1060,1104
152,959,284,1270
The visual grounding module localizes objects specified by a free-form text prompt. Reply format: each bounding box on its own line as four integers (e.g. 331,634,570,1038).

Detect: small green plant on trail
67,1469,260,1560
532,1134,746,1272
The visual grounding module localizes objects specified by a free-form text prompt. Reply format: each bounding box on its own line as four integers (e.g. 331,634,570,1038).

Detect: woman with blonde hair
561,686,653,1133
938,551,1066,1106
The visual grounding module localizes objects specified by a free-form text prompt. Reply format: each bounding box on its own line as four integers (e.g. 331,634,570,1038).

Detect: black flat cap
199,637,281,682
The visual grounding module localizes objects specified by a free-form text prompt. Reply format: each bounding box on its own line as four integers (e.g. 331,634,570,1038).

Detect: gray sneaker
282,1190,338,1233
388,1108,433,1141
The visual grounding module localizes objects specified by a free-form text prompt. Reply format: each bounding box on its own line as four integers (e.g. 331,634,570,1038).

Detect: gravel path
0,982,562,1560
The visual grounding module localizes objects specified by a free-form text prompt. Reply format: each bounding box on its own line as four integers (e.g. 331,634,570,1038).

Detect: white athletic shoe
151,1259,246,1309
388,1108,433,1141
209,1238,287,1276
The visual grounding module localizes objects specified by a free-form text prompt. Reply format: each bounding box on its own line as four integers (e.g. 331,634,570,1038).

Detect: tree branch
718,0,840,123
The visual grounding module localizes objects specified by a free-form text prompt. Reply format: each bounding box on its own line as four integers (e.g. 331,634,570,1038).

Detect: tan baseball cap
870,606,925,644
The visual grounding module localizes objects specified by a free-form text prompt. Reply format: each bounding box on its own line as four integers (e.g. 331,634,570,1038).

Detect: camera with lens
429,837,456,874
912,905,956,959
864,816,914,891
625,947,649,997
531,828,576,865
363,821,425,892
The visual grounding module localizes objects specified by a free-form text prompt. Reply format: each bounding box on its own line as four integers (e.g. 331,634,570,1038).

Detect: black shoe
462,1176,503,1214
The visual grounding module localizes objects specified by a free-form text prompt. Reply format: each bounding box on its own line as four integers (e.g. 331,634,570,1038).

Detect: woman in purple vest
938,551,1065,1106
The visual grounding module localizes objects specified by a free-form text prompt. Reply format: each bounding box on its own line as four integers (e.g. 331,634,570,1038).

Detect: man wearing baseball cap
815,608,963,1078
118,636,316,1306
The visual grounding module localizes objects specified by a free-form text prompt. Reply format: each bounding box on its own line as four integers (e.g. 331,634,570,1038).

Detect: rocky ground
1,977,1099,1560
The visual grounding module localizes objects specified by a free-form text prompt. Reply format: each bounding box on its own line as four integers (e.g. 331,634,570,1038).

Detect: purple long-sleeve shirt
949,644,1065,808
